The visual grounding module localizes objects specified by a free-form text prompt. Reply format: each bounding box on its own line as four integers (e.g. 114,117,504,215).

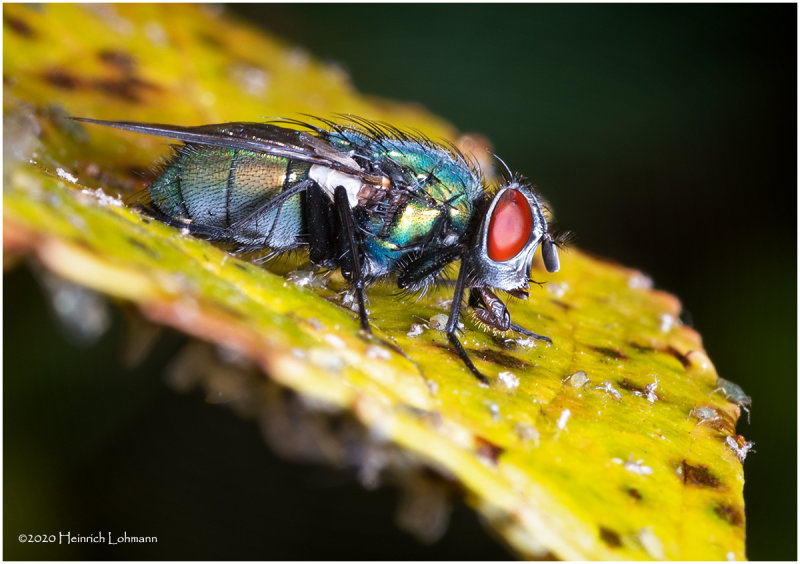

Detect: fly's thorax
465,183,551,292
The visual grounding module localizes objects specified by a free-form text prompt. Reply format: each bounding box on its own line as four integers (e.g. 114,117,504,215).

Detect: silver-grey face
466,183,558,291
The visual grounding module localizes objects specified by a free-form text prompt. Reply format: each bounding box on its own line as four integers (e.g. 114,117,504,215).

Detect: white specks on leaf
659,313,675,333
546,281,569,298
56,167,79,184
425,379,439,396
229,62,270,97
434,297,453,308
627,272,653,289
308,347,344,372
596,381,622,400
406,323,424,337
612,455,654,476
285,47,310,70
637,527,665,560
631,376,659,403
324,333,346,349
80,187,123,207
644,376,659,403
725,436,756,462
366,345,391,360
144,21,168,47
514,422,540,447
514,336,537,348
556,409,571,431
85,4,134,35
498,371,519,390
286,268,326,289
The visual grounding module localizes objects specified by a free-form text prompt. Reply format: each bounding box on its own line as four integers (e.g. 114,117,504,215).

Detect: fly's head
466,182,560,296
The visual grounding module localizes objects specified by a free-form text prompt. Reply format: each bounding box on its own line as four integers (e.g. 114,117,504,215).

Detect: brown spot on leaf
626,487,643,501
666,345,691,368
599,526,622,547
617,377,662,401
618,378,645,394
198,32,223,48
692,404,737,435
714,503,744,527
42,66,160,102
98,49,136,73
551,299,572,311
43,68,81,90
472,348,527,370
127,236,160,258
591,346,628,360
94,76,159,103
4,14,35,38
475,436,503,465
681,461,721,489
627,341,655,354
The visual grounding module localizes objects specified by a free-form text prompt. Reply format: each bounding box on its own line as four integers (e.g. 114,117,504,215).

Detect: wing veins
72,118,382,182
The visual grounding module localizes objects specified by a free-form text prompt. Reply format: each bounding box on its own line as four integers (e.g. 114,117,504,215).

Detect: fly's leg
469,288,511,331
333,186,371,334
304,182,336,266
509,323,552,343
446,256,489,385
396,246,461,290
470,288,552,343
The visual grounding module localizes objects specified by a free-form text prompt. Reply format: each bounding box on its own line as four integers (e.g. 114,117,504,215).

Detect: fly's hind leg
333,185,371,334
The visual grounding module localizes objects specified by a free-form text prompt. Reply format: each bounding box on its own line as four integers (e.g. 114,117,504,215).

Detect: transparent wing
72,117,379,182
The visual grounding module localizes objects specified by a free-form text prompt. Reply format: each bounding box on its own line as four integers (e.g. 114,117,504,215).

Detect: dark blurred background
5,4,796,560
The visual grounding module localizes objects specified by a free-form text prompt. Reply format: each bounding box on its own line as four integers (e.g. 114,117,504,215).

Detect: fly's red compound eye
487,189,533,262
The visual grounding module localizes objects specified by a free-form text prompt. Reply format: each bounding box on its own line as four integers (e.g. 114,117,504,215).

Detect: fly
73,115,562,384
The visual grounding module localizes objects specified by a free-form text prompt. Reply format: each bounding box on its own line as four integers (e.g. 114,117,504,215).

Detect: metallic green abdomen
149,146,309,249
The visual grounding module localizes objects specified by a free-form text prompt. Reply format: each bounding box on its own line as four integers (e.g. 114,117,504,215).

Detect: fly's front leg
446,255,489,385
470,288,552,344
509,322,551,344
333,186,371,334
469,287,512,331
